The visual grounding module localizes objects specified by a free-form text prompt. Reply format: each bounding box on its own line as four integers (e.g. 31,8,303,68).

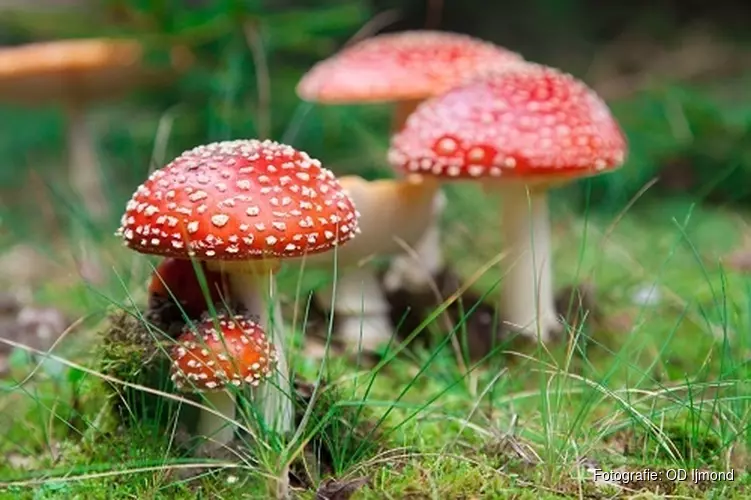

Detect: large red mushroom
171,312,276,452
296,31,525,348
117,139,360,432
388,64,627,341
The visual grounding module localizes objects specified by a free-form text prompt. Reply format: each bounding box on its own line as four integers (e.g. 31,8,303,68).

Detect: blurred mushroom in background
0,37,192,283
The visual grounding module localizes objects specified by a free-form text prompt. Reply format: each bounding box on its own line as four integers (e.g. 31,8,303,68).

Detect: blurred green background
2,0,751,238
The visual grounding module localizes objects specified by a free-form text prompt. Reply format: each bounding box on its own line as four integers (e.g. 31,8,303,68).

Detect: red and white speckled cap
170,312,276,391
387,64,627,182
116,139,360,260
296,30,524,104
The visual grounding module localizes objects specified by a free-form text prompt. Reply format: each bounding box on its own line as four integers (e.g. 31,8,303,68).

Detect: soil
300,267,604,363
0,291,70,376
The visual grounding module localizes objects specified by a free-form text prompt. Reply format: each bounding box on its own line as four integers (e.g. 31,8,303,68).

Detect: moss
95,309,198,434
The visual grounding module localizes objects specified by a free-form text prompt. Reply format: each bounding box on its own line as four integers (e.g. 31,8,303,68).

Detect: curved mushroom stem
383,188,446,294
196,390,237,453
494,184,561,341
66,99,108,219
220,267,294,435
315,264,393,352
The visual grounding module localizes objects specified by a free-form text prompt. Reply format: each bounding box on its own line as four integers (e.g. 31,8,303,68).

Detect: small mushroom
116,139,360,433
297,31,524,347
388,64,627,341
170,312,276,452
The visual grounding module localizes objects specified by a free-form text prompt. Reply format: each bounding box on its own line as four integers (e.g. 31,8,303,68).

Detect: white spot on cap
211,214,230,227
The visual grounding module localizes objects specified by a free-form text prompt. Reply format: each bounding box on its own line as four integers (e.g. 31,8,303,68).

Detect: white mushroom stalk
382,187,447,295
66,99,108,219
315,265,393,351
196,390,238,448
490,183,559,341
289,174,440,351
206,260,293,433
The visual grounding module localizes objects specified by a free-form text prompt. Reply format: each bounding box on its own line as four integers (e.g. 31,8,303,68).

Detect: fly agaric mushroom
147,258,229,332
171,312,276,452
116,139,359,433
387,64,627,341
296,31,525,347
0,38,190,219
297,30,524,131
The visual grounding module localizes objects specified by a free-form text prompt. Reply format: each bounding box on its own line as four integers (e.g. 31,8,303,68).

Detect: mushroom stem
496,184,560,341
196,390,237,452
315,264,393,351
66,100,107,284
383,188,446,294
225,271,294,434
392,99,423,132
65,99,108,219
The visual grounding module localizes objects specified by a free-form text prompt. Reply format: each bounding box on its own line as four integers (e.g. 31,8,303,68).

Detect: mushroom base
223,272,294,434
315,264,393,351
383,188,446,294
489,184,561,341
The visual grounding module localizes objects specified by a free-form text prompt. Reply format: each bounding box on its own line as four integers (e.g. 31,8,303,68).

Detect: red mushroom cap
170,312,276,391
148,258,227,318
387,64,627,182
116,139,360,260
296,30,524,104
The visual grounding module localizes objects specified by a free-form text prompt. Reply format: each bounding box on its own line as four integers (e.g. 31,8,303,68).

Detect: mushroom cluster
114,29,627,456
295,31,526,351
117,139,360,434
